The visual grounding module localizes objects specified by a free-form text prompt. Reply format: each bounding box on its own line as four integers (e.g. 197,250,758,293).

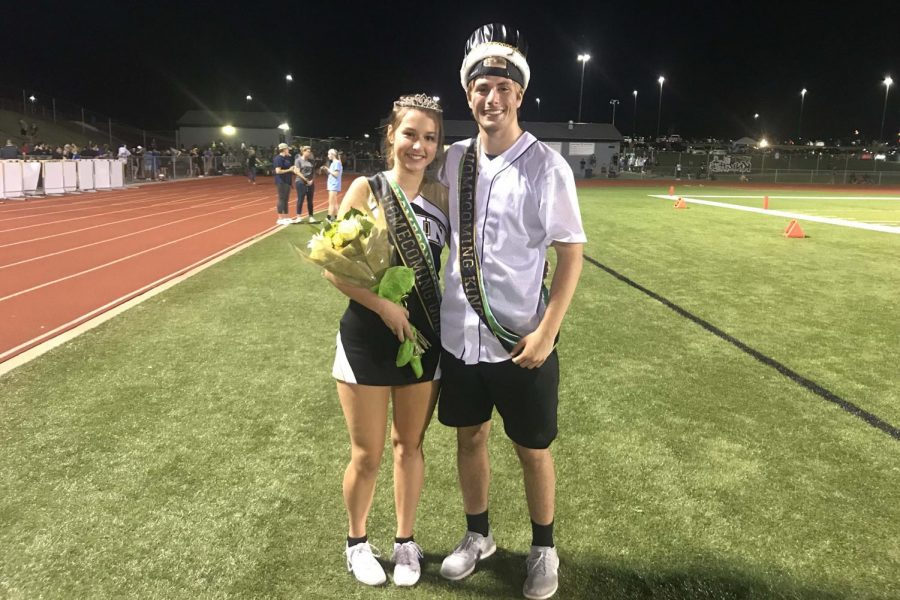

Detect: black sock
466,510,490,537
395,535,415,545
531,520,554,548
347,534,368,547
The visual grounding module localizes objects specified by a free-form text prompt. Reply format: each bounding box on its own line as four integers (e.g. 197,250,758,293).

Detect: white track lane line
0,177,222,216
0,225,284,372
0,186,215,221
1,208,273,301
0,190,252,233
0,194,264,247
0,192,197,223
0,197,270,269
650,195,900,234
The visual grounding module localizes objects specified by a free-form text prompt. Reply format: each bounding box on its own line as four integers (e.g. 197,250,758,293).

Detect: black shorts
438,348,559,449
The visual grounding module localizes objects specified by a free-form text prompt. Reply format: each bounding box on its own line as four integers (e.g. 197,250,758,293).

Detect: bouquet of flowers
296,208,391,288
293,210,429,378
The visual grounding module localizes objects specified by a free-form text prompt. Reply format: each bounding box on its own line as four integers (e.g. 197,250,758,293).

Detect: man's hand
510,328,555,369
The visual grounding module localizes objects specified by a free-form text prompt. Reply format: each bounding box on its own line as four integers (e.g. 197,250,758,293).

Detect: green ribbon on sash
457,139,524,352
367,172,441,338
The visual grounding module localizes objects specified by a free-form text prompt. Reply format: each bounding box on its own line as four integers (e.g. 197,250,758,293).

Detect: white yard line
679,195,900,201
650,195,900,234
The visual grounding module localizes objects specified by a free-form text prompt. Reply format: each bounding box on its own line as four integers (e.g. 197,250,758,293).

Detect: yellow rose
337,218,363,241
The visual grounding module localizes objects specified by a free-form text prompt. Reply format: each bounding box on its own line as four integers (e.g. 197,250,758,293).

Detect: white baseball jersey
439,131,587,364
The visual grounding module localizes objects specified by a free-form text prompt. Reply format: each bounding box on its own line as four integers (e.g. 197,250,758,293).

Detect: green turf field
2,186,898,599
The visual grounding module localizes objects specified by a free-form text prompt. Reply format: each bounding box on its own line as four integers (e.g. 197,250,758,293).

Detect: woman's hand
376,298,413,342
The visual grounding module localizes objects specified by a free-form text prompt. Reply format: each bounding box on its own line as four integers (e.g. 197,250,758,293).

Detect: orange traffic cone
669,185,675,196
784,219,805,238
763,195,769,209
674,197,688,209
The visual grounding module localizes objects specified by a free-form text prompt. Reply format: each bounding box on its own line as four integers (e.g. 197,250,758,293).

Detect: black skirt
332,296,440,386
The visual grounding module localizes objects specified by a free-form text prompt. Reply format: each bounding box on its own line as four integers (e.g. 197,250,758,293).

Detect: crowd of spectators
1,134,386,181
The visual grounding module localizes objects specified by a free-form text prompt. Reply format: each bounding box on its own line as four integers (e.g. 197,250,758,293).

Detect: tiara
394,94,443,113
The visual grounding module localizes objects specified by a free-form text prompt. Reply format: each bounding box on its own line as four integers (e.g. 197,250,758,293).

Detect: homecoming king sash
367,172,441,338
457,139,525,353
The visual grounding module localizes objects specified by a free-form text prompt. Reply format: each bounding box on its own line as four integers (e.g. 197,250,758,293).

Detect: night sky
6,1,898,142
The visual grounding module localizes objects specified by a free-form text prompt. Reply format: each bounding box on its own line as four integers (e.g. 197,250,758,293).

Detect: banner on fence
77,160,95,191
94,159,111,189
63,161,78,192
111,160,124,188
709,155,752,174
43,161,65,195
2,161,24,198
22,162,41,195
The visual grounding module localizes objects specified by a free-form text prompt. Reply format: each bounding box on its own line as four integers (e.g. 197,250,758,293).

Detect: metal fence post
108,118,112,146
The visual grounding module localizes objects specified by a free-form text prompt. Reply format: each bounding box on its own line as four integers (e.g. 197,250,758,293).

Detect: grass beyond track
1,185,898,599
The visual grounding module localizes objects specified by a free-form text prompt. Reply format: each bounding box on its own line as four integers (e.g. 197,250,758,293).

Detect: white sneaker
523,545,559,600
276,218,291,225
345,542,386,586
307,216,320,224
291,216,304,224
392,540,424,587
439,530,496,581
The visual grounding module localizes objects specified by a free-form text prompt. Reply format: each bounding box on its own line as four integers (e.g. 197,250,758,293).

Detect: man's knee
514,444,553,468
457,423,491,454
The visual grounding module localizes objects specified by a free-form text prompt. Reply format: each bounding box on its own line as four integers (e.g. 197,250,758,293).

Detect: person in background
273,142,294,225
322,148,343,222
292,145,317,223
0,139,18,159
246,148,258,184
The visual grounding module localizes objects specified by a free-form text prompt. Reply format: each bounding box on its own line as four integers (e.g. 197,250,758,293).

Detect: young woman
326,94,447,587
322,148,343,221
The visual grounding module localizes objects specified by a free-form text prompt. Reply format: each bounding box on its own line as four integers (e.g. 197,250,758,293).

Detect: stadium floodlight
656,76,665,138
632,90,638,139
246,94,253,102
799,88,807,139
880,76,894,142
29,95,36,102
222,125,236,136
278,123,290,131
759,138,769,148
285,74,293,83
577,54,591,122
363,133,370,139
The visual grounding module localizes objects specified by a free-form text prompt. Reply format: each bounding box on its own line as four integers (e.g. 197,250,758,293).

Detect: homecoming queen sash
367,172,441,338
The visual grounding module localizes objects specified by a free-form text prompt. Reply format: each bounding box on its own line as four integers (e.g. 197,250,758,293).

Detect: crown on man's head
393,94,443,113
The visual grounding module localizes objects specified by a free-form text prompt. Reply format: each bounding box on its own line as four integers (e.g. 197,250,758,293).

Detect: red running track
0,175,335,364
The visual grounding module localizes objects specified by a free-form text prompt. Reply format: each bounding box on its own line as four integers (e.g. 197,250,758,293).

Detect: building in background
176,111,288,148
442,120,623,178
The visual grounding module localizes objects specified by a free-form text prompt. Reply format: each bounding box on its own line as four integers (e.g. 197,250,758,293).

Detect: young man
273,142,294,225
437,24,586,600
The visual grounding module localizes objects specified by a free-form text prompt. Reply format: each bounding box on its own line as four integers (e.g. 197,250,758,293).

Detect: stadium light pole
655,76,665,139
880,76,893,143
799,88,807,140
577,54,591,122
609,99,620,126
632,90,638,139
